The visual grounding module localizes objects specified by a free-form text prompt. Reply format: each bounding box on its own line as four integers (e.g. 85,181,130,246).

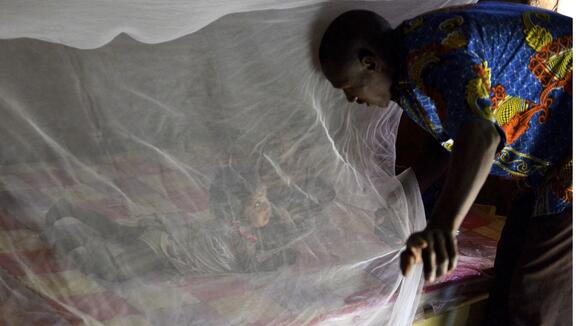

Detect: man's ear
359,49,381,72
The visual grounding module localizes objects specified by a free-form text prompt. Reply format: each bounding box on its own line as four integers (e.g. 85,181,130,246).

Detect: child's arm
46,199,145,241
106,240,173,281
231,233,258,272
232,233,297,272
256,249,298,272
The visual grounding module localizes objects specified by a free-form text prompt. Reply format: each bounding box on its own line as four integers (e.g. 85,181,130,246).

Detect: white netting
0,1,473,324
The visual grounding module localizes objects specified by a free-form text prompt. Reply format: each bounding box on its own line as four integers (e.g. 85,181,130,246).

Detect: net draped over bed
0,0,473,325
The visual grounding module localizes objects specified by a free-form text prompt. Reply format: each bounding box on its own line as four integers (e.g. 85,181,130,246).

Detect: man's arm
400,117,501,282
411,137,451,193
395,114,451,192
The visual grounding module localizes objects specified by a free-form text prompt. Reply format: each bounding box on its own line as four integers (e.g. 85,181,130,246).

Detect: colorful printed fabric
393,2,572,217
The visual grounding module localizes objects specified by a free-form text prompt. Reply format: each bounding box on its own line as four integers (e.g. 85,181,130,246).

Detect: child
44,164,301,282
257,175,335,251
253,154,336,251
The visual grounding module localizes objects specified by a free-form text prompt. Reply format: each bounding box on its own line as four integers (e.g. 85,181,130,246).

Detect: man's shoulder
396,1,569,36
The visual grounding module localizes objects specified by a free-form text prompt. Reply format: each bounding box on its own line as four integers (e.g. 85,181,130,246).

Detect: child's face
244,186,272,228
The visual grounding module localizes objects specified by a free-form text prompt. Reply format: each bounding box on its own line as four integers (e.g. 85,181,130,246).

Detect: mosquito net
0,0,473,325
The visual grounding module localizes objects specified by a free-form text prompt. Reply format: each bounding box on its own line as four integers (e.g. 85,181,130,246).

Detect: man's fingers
401,246,423,277
446,231,458,272
400,249,420,277
422,233,436,282
400,250,413,277
433,232,449,278
406,233,427,276
403,229,460,282
407,233,428,249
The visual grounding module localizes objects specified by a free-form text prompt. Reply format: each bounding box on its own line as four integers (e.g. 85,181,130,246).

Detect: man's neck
381,30,404,102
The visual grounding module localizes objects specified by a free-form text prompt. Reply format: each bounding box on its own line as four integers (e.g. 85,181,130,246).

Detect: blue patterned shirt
392,2,572,217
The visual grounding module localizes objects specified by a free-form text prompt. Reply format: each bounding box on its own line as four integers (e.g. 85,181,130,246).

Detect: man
319,2,571,325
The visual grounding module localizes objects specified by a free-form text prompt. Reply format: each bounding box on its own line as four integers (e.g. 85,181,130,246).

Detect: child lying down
43,165,335,282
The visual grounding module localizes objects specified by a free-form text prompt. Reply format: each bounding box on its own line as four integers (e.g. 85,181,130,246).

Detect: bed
0,151,418,325
0,1,503,325
413,205,503,324
0,150,501,325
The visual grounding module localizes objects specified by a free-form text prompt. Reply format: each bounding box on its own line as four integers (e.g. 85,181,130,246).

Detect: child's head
319,10,395,108
209,164,272,228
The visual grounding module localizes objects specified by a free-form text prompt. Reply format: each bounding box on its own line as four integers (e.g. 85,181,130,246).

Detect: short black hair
319,10,392,68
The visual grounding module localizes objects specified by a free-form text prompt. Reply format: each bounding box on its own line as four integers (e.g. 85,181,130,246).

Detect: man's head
319,10,395,108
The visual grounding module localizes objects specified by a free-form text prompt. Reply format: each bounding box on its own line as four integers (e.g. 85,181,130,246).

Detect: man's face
243,186,272,228
323,59,393,108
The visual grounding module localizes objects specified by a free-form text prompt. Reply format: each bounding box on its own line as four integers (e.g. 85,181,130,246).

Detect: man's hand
400,226,458,282
400,118,499,282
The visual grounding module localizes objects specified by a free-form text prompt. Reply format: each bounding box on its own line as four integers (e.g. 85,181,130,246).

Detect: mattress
0,151,501,325
0,151,418,325
415,206,503,320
